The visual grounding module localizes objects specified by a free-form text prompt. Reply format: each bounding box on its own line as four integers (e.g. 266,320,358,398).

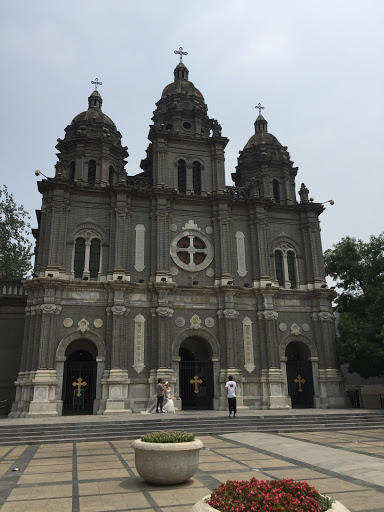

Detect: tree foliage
324,234,384,378
0,185,33,280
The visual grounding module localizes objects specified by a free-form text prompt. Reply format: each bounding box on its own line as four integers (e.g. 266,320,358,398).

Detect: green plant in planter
141,430,195,443
206,478,334,512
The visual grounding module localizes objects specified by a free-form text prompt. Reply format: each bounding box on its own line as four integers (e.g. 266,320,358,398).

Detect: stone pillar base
26,369,59,418
260,368,292,410
318,368,346,408
101,368,132,414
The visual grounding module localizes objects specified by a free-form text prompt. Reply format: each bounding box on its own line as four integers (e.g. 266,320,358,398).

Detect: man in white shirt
225,375,237,417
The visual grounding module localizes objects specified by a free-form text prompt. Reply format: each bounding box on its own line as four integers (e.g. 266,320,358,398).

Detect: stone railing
0,280,27,298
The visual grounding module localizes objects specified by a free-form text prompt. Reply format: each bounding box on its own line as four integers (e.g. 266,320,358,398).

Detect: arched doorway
62,339,97,415
286,341,314,408
179,336,214,410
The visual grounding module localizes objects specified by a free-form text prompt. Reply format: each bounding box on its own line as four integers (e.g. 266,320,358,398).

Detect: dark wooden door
62,361,97,414
286,359,314,408
180,361,214,410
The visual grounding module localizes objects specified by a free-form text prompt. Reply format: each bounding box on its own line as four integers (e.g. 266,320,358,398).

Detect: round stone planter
190,494,351,512
132,438,204,485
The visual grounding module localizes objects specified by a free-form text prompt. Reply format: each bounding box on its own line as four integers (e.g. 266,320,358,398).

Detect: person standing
163,382,175,413
156,378,165,413
225,375,237,417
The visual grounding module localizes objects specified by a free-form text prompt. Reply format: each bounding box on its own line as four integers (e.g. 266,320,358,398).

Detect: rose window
170,229,213,272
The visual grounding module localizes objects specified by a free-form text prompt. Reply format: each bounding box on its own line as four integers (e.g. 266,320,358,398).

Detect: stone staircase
0,412,383,445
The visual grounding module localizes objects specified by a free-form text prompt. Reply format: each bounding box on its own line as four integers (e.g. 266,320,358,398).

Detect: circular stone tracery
170,230,213,272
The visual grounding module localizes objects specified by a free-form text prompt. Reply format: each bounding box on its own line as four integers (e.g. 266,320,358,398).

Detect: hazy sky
1,0,383,257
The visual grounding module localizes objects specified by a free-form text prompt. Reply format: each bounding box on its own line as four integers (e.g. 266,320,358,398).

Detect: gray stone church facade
8,60,345,417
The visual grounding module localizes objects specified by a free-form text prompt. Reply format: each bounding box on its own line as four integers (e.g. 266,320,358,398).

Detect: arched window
287,251,297,289
192,161,202,195
273,179,280,203
274,250,284,286
74,238,85,278
89,239,101,278
88,160,96,185
109,165,114,185
178,159,186,194
69,161,76,182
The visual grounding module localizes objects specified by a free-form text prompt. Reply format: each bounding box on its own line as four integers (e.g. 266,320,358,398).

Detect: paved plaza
0,424,384,511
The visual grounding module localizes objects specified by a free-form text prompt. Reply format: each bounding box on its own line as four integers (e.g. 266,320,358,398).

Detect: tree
324,234,384,378
0,185,33,280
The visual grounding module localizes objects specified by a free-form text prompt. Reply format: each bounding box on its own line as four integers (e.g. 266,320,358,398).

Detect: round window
183,121,192,130
170,230,213,272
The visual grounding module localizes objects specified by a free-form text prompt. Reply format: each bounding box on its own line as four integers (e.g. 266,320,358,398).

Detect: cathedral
7,54,345,417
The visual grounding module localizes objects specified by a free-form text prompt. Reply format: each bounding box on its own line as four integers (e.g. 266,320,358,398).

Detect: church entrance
62,340,97,415
285,341,314,408
179,337,214,410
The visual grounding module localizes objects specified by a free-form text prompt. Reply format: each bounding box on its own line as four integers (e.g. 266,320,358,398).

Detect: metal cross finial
174,46,188,63
255,103,265,115
91,78,102,90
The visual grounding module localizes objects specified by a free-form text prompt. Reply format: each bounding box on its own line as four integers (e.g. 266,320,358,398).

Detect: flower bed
207,478,333,511
141,430,195,443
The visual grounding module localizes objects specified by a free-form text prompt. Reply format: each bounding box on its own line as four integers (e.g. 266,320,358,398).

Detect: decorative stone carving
302,323,310,332
33,386,48,401
257,311,278,320
134,224,146,272
170,266,179,276
235,231,247,277
243,316,255,373
175,317,186,327
94,318,103,328
190,314,202,330
205,317,215,328
206,268,214,277
156,307,174,318
133,314,145,374
279,322,287,332
77,318,89,333
205,226,213,234
222,309,239,319
63,318,73,328
312,312,335,322
170,224,178,232
290,323,300,335
111,306,127,316
183,220,200,231
40,304,58,314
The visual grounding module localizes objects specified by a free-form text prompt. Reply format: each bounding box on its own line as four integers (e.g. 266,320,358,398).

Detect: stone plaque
243,316,255,373
205,226,213,234
302,323,310,332
205,317,215,328
170,266,179,276
206,268,214,277
235,231,247,277
134,224,146,272
93,318,103,328
133,314,145,373
190,314,202,330
279,323,287,332
63,318,73,328
170,224,178,232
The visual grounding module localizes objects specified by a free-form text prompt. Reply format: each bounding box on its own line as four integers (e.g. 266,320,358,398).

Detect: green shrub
141,430,195,443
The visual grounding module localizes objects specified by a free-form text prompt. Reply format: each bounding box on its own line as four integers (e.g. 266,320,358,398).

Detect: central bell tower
140,58,228,195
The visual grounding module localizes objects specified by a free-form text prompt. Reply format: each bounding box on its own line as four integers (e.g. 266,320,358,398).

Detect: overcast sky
1,0,383,258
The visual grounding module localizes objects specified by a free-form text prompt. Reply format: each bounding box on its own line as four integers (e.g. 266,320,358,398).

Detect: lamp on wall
34,169,49,178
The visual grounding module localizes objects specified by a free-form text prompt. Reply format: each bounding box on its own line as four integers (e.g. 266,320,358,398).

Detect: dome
160,63,204,100
243,113,282,150
71,90,116,129
244,131,281,149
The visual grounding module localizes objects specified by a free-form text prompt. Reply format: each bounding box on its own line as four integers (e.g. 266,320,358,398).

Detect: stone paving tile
1,497,72,511
211,470,271,483
148,486,212,506
329,490,384,511
7,484,72,500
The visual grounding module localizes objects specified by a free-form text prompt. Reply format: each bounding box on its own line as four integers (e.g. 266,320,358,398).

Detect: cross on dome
255,103,264,115
174,46,188,63
91,78,103,90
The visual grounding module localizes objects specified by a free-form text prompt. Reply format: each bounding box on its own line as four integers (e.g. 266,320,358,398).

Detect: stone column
102,305,132,414
156,306,174,370
255,209,271,283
